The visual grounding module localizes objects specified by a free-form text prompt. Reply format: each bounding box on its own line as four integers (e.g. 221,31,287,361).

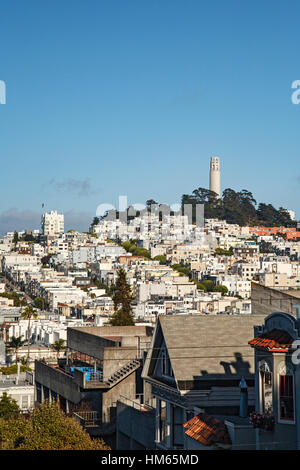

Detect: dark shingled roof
145,314,267,381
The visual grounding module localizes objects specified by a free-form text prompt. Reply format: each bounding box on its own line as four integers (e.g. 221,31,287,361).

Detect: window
259,360,273,414
260,370,273,413
172,405,183,448
159,400,167,443
161,349,173,377
279,375,294,421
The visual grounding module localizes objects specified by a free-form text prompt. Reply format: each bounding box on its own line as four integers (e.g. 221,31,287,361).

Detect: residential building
248,310,300,449
41,210,64,236
137,314,268,450
0,370,35,413
35,325,154,443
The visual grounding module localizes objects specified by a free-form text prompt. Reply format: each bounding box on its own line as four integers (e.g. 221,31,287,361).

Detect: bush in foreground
0,401,110,450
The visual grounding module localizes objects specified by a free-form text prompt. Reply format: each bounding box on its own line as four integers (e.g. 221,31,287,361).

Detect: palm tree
51,339,66,362
21,305,38,363
6,336,26,363
19,356,28,366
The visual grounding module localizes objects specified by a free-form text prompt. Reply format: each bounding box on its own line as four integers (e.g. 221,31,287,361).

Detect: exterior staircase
105,359,141,387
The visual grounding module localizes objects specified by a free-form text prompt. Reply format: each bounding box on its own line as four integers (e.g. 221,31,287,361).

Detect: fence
73,410,99,427
118,394,155,412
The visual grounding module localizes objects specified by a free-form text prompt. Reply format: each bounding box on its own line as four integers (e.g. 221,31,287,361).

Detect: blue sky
0,0,299,233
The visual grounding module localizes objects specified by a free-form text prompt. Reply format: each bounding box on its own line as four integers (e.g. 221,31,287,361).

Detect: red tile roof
183,413,231,447
248,329,294,352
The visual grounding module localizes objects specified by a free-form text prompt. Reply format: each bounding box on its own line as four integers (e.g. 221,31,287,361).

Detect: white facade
0,382,35,412
41,210,64,236
284,209,296,220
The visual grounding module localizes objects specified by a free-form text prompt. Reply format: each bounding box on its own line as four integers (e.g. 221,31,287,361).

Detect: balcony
73,410,100,428
70,366,103,388
73,410,116,435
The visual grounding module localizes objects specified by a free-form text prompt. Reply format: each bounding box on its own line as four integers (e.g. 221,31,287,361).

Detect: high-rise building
209,156,221,198
41,210,64,236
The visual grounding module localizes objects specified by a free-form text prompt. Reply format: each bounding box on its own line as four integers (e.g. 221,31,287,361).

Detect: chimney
239,376,248,418
15,361,21,385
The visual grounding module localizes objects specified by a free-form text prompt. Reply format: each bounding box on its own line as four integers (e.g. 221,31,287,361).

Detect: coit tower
209,156,221,198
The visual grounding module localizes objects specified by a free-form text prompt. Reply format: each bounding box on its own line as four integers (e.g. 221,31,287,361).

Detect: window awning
183,413,231,447
248,329,294,352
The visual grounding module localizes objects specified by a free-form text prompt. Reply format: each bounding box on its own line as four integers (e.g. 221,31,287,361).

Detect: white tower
209,156,221,199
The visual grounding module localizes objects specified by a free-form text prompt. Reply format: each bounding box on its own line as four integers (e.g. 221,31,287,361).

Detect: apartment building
0,371,35,413
35,325,154,442
41,210,64,236
117,313,269,450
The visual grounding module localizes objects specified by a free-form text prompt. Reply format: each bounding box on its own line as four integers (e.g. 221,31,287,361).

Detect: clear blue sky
0,0,299,233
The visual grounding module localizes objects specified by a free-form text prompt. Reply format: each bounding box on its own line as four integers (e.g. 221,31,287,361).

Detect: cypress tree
110,268,135,326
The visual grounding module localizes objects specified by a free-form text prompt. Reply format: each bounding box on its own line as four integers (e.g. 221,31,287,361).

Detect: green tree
41,253,55,267
0,392,20,420
215,247,234,256
13,231,19,246
121,241,151,259
201,280,215,292
277,207,296,227
146,199,158,211
153,255,167,265
20,233,35,242
0,292,27,307
21,306,38,363
256,203,278,226
192,280,207,291
51,339,66,362
0,402,110,450
19,356,29,366
171,264,190,276
181,187,223,222
90,216,100,230
0,364,31,375
181,185,297,228
110,269,135,326
33,296,46,310
6,336,26,363
213,285,229,295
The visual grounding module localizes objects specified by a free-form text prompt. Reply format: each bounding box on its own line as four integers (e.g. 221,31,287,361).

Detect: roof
101,336,122,342
69,325,153,338
143,314,268,384
248,328,294,352
183,413,231,447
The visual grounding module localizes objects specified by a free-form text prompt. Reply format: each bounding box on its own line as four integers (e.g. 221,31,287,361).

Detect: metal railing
118,394,155,412
86,371,103,384
73,410,99,427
